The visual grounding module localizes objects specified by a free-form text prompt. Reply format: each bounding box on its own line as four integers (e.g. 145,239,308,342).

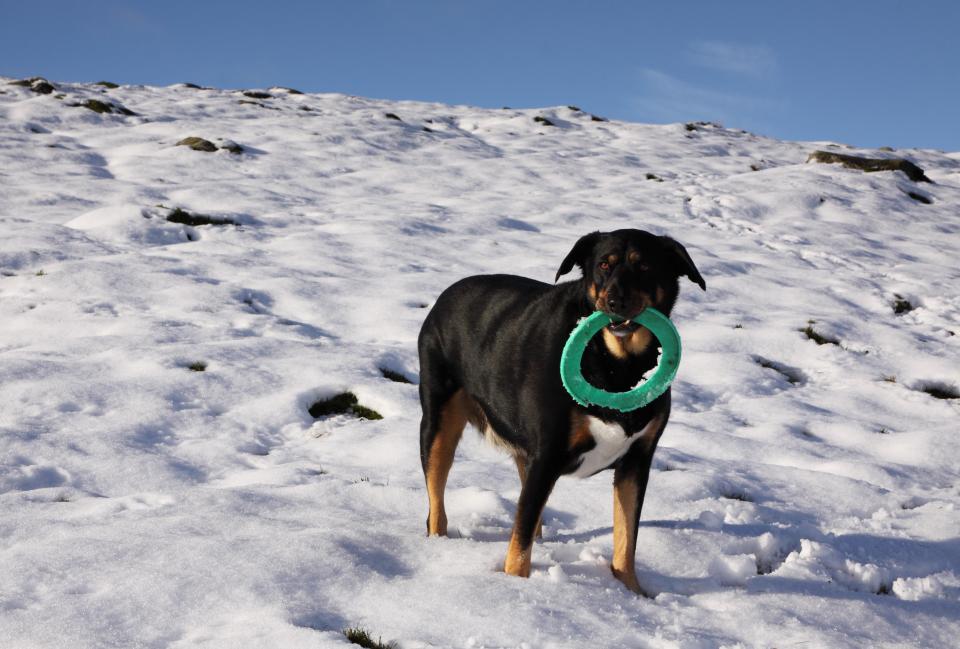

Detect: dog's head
556,229,705,344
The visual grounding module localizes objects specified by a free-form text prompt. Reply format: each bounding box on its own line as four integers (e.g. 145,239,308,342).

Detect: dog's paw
611,565,651,597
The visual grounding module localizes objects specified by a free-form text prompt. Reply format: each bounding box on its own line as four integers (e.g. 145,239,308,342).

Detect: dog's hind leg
513,455,543,540
421,388,468,536
504,459,559,577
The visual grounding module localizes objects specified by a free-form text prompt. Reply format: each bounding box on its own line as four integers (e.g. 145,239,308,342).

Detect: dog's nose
606,293,621,313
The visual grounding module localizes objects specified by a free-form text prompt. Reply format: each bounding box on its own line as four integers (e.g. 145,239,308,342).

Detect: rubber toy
560,308,681,411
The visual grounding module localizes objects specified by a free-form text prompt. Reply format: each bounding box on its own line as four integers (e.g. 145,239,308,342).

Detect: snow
1,77,959,648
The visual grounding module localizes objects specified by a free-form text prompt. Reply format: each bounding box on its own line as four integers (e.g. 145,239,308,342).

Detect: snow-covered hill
1,77,958,649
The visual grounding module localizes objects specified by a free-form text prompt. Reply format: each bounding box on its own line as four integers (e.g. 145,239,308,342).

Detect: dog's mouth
605,318,642,338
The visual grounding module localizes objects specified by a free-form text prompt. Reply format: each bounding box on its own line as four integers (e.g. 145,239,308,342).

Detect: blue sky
3,1,958,150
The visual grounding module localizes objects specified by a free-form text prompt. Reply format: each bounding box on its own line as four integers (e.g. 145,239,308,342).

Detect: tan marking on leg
426,389,467,536
513,454,542,539
504,524,540,577
611,476,642,593
513,454,528,484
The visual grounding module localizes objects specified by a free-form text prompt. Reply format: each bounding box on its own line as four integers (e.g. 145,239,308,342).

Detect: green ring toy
560,308,681,412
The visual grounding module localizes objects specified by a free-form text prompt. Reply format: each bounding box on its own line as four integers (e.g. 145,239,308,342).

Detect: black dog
418,229,705,593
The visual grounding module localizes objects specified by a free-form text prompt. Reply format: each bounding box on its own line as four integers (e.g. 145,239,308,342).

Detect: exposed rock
95,81,119,89
176,137,218,152
32,80,55,94
534,116,555,126
165,207,238,226
8,77,55,94
807,150,932,183
384,112,402,121
220,140,243,154
242,90,272,99
237,100,278,110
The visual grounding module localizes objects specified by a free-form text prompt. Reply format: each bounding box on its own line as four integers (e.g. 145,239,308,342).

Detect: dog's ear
556,231,601,282
659,236,706,291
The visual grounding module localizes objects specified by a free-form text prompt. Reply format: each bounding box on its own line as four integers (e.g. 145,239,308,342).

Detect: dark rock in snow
8,77,55,94
807,150,932,183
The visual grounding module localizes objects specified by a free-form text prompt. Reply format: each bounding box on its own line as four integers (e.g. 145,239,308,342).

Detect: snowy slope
1,77,958,649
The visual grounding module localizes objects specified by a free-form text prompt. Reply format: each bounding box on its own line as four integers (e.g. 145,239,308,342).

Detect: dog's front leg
611,453,655,596
504,459,558,577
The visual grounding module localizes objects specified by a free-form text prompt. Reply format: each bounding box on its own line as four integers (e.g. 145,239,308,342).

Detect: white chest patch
570,415,660,478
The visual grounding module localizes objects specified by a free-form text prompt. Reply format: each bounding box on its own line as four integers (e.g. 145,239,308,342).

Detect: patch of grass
533,116,554,126
351,404,384,420
309,392,383,420
801,324,839,346
85,99,114,114
806,150,932,183
892,294,914,315
95,80,119,88
35,269,46,277
379,367,411,384
78,99,136,115
188,361,207,372
165,207,238,227
343,627,396,649
176,136,218,152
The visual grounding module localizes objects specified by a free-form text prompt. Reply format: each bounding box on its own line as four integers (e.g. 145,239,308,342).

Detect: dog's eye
599,261,610,271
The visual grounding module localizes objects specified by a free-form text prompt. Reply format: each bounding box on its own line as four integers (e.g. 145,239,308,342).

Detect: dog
417,229,705,594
